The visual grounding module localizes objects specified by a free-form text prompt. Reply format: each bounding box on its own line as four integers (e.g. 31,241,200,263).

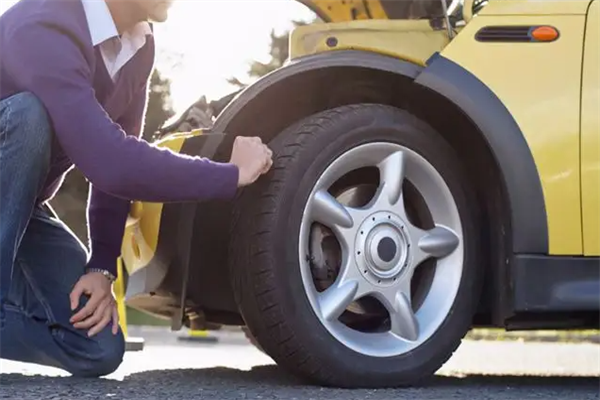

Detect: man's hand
229,136,273,187
69,272,119,337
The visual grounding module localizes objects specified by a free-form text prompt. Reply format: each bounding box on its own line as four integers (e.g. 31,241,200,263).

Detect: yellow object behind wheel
115,257,144,351
114,258,128,337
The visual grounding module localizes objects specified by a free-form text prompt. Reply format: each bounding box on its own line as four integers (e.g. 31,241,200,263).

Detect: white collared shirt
80,0,152,81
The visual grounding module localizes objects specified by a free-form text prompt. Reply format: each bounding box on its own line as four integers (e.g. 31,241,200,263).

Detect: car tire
229,104,484,388
242,326,264,352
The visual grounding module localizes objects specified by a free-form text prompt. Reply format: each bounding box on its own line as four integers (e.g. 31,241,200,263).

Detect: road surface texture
1,327,599,400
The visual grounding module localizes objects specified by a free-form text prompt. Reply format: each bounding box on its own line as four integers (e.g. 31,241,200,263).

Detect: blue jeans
0,93,125,377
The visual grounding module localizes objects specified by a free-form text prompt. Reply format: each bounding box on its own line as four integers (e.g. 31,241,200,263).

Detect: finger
69,281,86,311
261,156,273,174
88,304,113,337
70,290,105,323
234,136,246,147
112,305,119,335
73,297,109,329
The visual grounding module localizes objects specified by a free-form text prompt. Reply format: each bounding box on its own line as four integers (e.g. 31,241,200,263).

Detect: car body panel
581,0,600,256
441,11,587,255
414,54,549,255
296,0,448,22
477,0,591,16
289,19,451,66
296,0,592,22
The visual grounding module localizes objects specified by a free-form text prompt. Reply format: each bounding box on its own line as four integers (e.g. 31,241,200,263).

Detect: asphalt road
1,328,599,400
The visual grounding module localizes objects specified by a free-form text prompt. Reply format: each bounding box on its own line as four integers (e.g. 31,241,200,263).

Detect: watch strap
85,267,117,282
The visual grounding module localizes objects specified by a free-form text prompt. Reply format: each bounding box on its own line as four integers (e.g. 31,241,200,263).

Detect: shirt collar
80,0,152,47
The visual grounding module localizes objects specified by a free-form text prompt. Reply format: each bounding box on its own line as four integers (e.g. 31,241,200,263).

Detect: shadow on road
1,365,599,399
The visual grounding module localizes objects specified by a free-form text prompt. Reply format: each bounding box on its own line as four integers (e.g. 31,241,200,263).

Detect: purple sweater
0,0,239,277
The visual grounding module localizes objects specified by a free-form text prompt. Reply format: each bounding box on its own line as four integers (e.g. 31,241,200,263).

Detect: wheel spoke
374,150,406,209
418,225,460,258
310,189,354,229
374,278,419,342
409,225,460,267
389,290,419,341
317,279,360,321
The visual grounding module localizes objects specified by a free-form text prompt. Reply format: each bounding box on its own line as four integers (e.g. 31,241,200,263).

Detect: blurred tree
143,69,176,142
228,19,309,88
51,68,175,244
162,19,316,139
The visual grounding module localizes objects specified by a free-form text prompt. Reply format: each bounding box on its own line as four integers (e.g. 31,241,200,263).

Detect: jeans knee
93,333,125,376
0,92,52,165
68,329,126,377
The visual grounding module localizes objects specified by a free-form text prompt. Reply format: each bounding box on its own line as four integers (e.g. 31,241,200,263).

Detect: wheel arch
414,53,548,255
215,50,548,246
213,50,423,139
209,50,548,323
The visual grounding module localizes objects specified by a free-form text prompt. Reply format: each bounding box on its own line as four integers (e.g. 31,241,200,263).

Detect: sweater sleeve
86,82,150,277
3,20,239,203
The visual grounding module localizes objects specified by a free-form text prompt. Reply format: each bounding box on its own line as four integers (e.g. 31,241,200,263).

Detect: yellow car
119,0,600,388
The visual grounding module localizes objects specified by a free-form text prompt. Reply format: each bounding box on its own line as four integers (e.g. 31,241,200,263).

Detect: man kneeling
0,0,272,376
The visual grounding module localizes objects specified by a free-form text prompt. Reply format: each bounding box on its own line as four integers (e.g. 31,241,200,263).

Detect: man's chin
148,6,170,23
149,13,169,23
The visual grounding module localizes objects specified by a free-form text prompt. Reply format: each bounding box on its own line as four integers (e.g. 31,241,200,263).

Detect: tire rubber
228,104,483,388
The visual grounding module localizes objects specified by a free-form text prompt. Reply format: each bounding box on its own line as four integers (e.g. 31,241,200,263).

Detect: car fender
215,50,548,255
414,53,548,254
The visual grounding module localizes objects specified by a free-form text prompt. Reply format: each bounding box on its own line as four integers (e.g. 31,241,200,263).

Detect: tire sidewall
239,105,482,385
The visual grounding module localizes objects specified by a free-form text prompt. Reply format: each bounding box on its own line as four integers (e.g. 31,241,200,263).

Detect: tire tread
229,104,481,388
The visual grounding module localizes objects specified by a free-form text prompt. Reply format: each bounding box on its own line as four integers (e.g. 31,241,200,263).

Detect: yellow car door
581,0,600,256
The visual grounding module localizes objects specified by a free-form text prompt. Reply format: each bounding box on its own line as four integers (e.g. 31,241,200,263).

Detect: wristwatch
86,268,117,282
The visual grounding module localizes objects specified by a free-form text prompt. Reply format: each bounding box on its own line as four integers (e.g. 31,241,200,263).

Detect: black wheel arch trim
415,53,548,254
213,50,423,132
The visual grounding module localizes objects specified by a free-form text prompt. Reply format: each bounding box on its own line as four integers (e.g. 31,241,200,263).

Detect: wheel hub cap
298,142,465,358
356,212,411,284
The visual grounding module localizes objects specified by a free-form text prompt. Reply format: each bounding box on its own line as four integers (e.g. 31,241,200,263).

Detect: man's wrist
85,267,117,283
87,250,119,280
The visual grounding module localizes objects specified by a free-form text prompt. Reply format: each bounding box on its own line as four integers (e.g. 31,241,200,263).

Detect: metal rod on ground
441,0,454,38
177,329,219,343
